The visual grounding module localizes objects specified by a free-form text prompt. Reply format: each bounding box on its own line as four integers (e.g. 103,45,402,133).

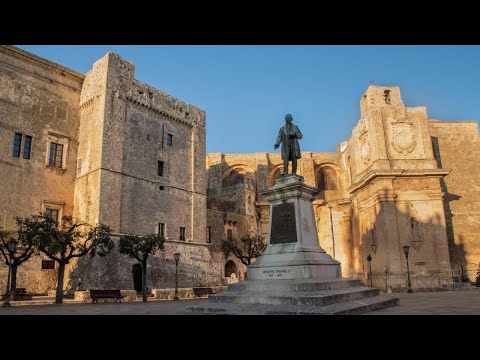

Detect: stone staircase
187,278,399,315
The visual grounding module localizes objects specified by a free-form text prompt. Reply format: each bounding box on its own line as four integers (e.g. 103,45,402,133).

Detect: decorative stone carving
409,204,423,250
391,122,416,155
358,120,371,165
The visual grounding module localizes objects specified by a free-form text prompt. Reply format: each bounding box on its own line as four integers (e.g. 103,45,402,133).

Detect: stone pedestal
249,174,341,280
187,174,399,315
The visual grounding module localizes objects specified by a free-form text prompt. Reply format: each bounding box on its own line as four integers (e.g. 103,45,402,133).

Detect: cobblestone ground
0,290,479,315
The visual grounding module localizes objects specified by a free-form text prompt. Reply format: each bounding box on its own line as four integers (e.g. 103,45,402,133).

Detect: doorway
132,264,142,292
224,260,237,278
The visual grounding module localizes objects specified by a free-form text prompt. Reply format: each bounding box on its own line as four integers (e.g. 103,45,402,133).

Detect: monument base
185,174,399,314
187,278,399,315
248,243,341,280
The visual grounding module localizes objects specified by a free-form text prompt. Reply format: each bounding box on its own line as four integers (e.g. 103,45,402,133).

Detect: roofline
1,45,85,80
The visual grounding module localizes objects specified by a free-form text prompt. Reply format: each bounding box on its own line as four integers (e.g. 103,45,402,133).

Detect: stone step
187,294,399,315
208,286,379,306
230,278,362,292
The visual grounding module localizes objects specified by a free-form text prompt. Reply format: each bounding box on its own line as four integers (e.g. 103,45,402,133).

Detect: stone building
0,45,219,294
1,45,479,295
207,86,480,291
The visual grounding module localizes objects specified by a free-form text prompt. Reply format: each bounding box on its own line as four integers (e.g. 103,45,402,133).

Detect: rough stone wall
67,237,220,291
206,151,351,275
0,45,83,294
429,120,480,274
0,46,218,293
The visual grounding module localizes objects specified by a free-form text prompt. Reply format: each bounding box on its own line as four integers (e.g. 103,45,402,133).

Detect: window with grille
166,133,173,146
48,143,64,168
45,208,59,222
179,227,185,241
13,133,22,157
23,135,32,159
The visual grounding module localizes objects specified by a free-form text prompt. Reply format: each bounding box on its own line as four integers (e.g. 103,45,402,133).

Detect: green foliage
221,234,266,266
0,216,40,266
119,233,165,263
31,213,113,264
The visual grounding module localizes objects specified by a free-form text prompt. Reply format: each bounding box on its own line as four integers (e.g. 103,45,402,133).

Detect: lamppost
384,266,388,293
2,240,17,307
173,252,180,301
402,245,413,293
327,204,335,259
367,254,373,287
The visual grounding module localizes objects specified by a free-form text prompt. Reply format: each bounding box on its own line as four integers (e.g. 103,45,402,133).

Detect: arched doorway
132,264,142,292
224,260,237,278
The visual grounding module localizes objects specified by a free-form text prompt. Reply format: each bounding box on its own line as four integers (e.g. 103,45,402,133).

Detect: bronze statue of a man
274,114,303,174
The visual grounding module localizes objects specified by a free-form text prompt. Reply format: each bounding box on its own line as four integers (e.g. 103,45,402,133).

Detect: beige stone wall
344,86,453,290
429,120,480,274
205,86,474,290
0,46,83,294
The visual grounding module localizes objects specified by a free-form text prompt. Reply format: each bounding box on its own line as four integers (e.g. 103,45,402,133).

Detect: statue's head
285,114,293,124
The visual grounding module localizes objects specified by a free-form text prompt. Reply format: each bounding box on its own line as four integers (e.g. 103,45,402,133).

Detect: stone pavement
0,290,479,315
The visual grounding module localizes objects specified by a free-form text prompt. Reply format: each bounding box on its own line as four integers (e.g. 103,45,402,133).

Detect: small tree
221,234,267,266
0,217,38,300
119,234,165,302
32,213,113,304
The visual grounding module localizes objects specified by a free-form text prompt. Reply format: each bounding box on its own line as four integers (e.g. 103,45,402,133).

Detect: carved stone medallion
391,123,416,155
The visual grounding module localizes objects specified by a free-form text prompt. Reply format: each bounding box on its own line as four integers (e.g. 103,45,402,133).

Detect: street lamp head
174,252,181,264
402,245,410,257
7,240,17,253
367,254,372,262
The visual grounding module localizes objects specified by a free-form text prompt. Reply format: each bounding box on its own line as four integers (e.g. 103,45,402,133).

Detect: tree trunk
56,262,65,304
10,263,17,301
142,260,148,302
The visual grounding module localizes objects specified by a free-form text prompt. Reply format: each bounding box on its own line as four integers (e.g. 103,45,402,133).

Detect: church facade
207,86,480,290
0,45,479,294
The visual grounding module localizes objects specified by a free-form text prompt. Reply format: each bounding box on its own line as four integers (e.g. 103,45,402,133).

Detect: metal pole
174,261,179,301
2,260,12,307
369,261,372,287
384,266,388,293
406,254,413,293
328,204,335,259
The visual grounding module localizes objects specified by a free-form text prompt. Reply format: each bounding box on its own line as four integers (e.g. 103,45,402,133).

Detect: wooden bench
89,289,124,303
192,287,214,299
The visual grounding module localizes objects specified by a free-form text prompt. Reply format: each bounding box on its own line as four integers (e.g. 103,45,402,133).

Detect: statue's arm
275,129,282,146
295,126,303,140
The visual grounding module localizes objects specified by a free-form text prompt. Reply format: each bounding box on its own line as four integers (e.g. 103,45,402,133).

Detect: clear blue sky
17,45,480,154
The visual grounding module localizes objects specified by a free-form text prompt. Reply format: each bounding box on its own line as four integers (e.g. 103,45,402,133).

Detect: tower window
23,135,32,159
158,161,164,176
158,223,165,238
166,133,173,146
384,90,391,105
13,133,22,157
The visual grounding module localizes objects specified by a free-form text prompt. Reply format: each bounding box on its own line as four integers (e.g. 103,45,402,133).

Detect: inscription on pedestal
270,202,297,244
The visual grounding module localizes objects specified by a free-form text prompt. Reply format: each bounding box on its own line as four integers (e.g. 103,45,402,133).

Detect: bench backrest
90,289,122,297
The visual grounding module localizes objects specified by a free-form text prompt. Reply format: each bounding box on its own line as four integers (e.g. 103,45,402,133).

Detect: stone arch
268,165,283,188
315,163,340,191
221,164,255,188
224,260,237,278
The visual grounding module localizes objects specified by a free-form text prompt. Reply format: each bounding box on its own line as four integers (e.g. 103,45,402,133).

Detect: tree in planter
221,234,267,269
119,234,165,302
0,217,38,300
33,213,113,304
